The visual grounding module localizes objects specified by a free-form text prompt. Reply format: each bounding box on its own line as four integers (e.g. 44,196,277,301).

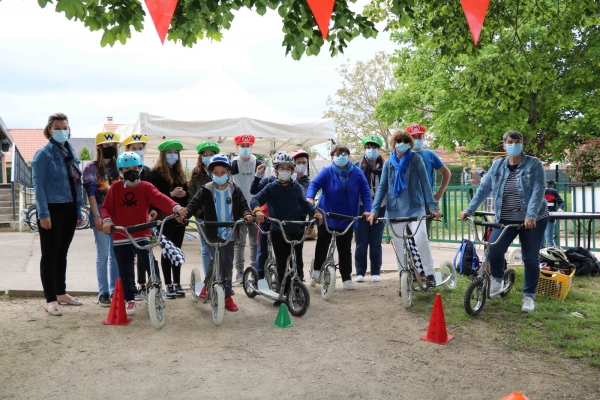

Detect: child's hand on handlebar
314,212,323,226
102,222,114,235
254,211,265,223
175,207,187,223
244,214,255,223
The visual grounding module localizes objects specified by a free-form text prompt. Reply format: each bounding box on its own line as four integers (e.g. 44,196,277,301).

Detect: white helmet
272,151,295,168
539,247,568,264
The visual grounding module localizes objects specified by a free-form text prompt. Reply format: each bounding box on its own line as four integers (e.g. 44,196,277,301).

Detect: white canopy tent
116,67,334,157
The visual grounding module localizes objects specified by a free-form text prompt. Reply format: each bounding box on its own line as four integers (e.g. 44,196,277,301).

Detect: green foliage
373,0,600,161
38,0,379,59
324,51,398,152
79,147,92,161
567,137,600,182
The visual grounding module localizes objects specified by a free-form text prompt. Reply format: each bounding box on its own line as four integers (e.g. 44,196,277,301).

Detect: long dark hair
152,151,187,187
94,145,117,179
191,154,209,179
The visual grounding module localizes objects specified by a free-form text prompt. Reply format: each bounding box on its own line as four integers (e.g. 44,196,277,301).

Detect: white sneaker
489,280,504,298
371,275,381,282
125,300,136,316
355,275,364,282
522,297,535,312
310,270,320,287
343,280,356,290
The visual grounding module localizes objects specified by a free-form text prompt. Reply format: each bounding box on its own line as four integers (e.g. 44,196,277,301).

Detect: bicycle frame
253,222,280,291
317,208,362,272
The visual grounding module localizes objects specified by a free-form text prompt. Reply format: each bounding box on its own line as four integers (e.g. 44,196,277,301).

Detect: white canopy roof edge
116,67,334,155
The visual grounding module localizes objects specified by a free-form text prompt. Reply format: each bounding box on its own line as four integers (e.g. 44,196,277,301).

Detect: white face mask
277,170,292,182
295,164,307,174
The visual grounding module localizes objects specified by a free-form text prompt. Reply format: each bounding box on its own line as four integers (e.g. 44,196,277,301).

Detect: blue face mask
239,148,251,157
133,150,144,160
365,149,379,159
165,153,179,166
413,140,424,150
506,143,523,157
212,174,229,186
52,130,69,144
333,155,348,167
395,143,411,153
202,156,212,166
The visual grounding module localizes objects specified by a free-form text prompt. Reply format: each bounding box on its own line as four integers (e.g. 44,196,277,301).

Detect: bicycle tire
400,271,412,308
500,268,516,297
321,265,336,301
464,276,486,316
211,284,225,326
190,268,202,300
286,279,310,317
147,287,166,329
243,267,259,298
440,260,458,290
26,205,38,232
76,207,90,230
265,262,280,293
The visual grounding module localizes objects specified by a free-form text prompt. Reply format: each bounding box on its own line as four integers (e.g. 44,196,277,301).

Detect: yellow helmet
95,132,121,146
122,133,149,148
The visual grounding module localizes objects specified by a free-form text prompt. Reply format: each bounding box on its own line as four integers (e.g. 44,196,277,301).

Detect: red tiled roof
4,129,48,163
103,123,124,133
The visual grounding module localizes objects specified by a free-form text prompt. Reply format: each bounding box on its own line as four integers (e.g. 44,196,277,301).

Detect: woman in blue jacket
460,130,548,313
306,144,372,290
32,113,84,316
367,130,441,287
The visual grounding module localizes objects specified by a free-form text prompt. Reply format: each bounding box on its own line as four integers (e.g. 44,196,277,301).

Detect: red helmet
406,123,426,136
234,134,255,145
291,149,309,160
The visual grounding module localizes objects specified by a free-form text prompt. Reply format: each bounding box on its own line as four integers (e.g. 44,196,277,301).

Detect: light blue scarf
331,162,354,187
389,149,412,197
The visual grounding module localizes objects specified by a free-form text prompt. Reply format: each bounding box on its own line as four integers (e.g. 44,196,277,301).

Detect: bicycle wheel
76,208,90,230
440,260,458,290
464,276,486,316
26,205,38,232
286,280,310,317
211,284,225,326
500,268,516,297
147,287,166,329
265,261,280,292
190,268,202,300
400,271,412,308
243,267,259,298
321,265,336,301
508,248,523,265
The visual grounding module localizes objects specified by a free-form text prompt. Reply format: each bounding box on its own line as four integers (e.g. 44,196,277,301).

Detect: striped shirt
500,164,549,221
214,187,234,240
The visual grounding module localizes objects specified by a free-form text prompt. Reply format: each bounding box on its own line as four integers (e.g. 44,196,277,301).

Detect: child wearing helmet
188,142,220,276
250,152,322,305
82,132,122,307
186,154,254,312
121,133,149,180
101,152,188,316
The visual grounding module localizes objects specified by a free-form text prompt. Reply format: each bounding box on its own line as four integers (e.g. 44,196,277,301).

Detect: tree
79,147,92,161
372,0,600,161
37,0,378,60
324,51,397,152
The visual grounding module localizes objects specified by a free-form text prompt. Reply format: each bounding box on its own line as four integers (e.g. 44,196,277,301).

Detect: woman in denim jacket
367,130,441,287
31,113,83,316
460,130,548,313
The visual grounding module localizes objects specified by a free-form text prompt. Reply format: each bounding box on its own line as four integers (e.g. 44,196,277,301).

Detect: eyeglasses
333,152,349,157
396,139,411,144
277,168,293,172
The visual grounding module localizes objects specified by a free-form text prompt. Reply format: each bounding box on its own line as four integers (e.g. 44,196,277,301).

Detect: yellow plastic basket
536,268,576,301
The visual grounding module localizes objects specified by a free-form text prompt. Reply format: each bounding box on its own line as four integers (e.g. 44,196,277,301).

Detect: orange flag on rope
306,0,336,39
144,0,179,44
460,0,490,45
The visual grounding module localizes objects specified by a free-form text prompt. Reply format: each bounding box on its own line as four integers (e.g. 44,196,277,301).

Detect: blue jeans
488,217,548,299
255,222,270,279
542,220,556,248
93,228,119,295
354,205,386,276
200,232,212,276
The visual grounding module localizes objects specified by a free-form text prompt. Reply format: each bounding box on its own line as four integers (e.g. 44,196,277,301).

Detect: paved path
0,228,468,295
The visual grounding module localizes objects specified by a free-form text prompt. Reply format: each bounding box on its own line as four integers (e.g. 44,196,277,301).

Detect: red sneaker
224,296,238,312
199,286,206,299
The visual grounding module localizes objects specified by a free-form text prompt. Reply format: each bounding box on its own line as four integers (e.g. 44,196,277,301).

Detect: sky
0,0,398,141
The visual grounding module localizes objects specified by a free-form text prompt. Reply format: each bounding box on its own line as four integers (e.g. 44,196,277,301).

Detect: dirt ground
1,274,599,400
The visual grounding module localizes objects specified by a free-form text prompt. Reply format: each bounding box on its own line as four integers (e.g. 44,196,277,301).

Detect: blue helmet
117,151,143,170
208,154,231,172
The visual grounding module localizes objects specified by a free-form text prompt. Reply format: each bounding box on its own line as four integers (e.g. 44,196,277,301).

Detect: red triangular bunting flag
144,0,179,44
460,0,490,46
306,0,336,39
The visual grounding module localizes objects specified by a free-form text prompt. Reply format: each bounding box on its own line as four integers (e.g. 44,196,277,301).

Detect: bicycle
309,210,364,301
242,217,314,317
379,215,457,308
462,215,520,316
187,218,247,326
110,214,176,328
255,223,280,292
22,204,90,231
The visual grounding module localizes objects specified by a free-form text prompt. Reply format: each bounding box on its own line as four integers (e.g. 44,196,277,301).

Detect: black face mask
102,146,117,159
123,170,140,182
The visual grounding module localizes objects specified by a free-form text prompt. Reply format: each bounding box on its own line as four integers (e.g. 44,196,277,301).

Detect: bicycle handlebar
318,207,363,236
110,214,178,249
327,211,363,222
264,217,316,245
377,215,433,240
465,216,524,246
387,216,419,223
201,220,241,227
472,220,504,229
185,218,248,247
124,220,160,233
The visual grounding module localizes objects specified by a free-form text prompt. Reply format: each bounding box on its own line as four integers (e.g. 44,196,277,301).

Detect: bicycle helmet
539,247,569,264
117,151,143,169
208,154,231,172
272,151,295,168
361,135,383,148
291,149,310,160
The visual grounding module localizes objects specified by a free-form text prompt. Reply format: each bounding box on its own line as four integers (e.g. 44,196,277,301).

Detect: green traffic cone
272,303,294,328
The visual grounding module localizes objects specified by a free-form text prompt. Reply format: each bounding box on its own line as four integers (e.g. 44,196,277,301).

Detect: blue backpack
453,239,480,276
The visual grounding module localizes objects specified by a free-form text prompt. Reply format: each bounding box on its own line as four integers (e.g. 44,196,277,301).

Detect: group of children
99,133,319,316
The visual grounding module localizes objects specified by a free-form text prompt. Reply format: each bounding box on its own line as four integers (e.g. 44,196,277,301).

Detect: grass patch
3,294,11,301
68,321,79,330
410,269,600,366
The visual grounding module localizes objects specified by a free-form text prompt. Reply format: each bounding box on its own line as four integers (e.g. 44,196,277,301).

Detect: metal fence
10,144,32,221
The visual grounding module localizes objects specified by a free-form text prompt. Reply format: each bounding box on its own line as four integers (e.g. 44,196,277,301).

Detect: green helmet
362,135,383,148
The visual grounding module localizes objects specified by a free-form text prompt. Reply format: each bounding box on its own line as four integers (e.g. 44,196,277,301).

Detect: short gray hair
502,130,523,143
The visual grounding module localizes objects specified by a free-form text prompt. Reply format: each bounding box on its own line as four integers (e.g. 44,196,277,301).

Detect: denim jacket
31,141,83,220
372,153,439,218
465,153,547,221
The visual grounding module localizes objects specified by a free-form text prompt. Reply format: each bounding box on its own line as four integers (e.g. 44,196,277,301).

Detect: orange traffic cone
420,293,453,344
501,393,530,400
102,278,132,326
